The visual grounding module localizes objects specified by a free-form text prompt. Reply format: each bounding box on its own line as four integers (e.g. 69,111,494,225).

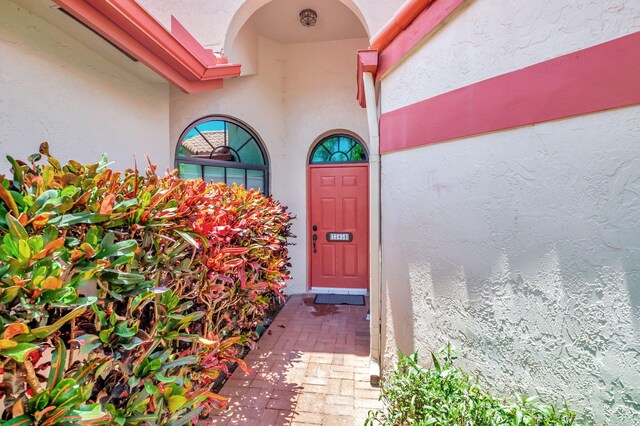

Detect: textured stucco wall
380,107,640,424
0,1,170,172
169,36,368,293
379,0,640,424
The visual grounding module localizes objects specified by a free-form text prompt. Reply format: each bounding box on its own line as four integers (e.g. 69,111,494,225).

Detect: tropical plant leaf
6,212,28,239
47,338,67,389
48,212,110,227
0,185,20,217
1,414,34,426
166,406,204,426
167,395,187,413
14,306,87,342
0,342,38,362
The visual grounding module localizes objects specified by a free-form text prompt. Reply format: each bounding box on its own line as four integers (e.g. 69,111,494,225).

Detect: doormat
314,294,365,306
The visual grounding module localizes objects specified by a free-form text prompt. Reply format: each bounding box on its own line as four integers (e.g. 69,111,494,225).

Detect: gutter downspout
360,0,435,384
363,71,382,384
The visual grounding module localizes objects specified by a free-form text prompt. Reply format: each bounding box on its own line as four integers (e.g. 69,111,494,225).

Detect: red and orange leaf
99,193,116,215
3,323,29,339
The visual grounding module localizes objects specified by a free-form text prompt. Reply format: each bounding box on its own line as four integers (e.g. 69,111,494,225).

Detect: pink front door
308,164,369,290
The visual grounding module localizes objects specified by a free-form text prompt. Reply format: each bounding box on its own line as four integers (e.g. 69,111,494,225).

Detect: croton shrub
0,143,292,425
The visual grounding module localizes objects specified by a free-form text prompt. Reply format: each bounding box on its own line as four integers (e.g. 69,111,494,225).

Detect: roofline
53,0,241,93
369,0,434,51
356,0,465,107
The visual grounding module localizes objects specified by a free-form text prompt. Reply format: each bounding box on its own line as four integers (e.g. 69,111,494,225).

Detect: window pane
196,120,225,133
339,136,351,153
309,135,367,164
311,146,331,163
247,170,265,192
204,166,225,183
178,163,201,180
352,143,366,161
237,140,264,165
181,121,226,158
178,130,199,158
323,138,337,153
226,168,246,187
330,152,349,162
228,124,264,165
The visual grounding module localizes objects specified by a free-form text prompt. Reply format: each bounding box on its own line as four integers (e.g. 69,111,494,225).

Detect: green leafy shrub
0,143,292,424
367,345,576,426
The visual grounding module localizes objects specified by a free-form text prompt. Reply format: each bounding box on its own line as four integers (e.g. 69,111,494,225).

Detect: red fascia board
170,17,230,66
53,0,239,92
356,50,379,107
202,63,244,80
357,0,462,107
377,0,464,79
85,0,223,81
379,32,640,154
83,0,240,81
170,16,218,67
370,0,434,51
85,0,206,80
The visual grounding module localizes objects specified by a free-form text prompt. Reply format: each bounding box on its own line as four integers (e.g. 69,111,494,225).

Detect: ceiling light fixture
299,9,317,27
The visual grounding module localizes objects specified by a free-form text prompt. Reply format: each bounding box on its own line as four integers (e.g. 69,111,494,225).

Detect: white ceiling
249,0,367,44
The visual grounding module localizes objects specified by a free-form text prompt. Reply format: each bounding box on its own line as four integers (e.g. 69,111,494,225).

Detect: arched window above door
309,134,368,164
175,116,269,194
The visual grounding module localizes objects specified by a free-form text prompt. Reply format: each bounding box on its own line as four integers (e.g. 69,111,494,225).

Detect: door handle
312,234,318,253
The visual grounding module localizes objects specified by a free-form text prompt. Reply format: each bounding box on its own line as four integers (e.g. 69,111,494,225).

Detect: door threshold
310,287,368,295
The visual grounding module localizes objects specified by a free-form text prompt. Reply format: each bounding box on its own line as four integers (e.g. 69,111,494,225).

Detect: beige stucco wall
0,1,170,172
379,0,640,424
169,36,369,293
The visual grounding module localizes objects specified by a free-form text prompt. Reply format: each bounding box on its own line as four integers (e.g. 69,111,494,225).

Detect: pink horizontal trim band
380,32,640,154
377,0,464,79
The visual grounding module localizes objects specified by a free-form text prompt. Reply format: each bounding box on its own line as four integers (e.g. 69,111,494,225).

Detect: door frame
306,162,370,292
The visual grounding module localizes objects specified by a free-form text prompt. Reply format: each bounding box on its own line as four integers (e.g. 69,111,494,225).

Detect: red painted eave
356,0,465,107
356,50,379,108
357,0,432,108
54,0,240,93
370,0,434,51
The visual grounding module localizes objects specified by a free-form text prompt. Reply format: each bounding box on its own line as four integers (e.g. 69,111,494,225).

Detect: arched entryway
307,132,369,292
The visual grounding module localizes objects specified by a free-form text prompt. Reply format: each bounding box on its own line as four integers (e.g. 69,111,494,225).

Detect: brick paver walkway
206,294,381,425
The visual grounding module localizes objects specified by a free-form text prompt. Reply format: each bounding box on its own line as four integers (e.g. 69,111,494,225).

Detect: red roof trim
356,0,465,107
370,0,434,51
54,0,240,93
377,0,464,79
356,50,379,108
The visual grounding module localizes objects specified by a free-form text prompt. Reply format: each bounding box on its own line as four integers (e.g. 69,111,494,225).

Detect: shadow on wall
417,242,640,425
383,261,414,360
624,256,640,340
